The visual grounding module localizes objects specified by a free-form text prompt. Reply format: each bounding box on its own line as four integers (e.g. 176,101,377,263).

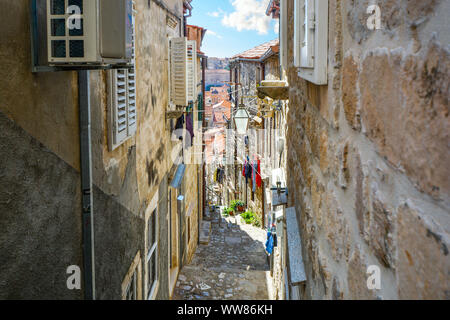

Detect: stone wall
0,112,83,299
285,0,449,299
264,55,281,81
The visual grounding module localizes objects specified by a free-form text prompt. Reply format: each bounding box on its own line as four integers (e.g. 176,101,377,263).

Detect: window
293,0,328,85
256,66,261,85
187,40,197,102
121,251,142,300
280,0,288,74
108,8,137,150
125,270,137,300
145,192,159,300
169,37,197,106
147,208,158,299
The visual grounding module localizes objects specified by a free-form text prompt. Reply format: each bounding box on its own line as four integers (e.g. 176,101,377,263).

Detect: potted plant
236,200,245,212
230,200,245,213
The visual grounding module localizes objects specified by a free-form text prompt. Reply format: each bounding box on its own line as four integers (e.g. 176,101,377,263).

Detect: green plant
230,200,245,211
241,210,256,225
222,207,234,216
240,210,263,227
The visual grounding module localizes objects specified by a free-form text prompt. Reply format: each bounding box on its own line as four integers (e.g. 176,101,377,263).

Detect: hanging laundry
217,167,224,183
185,113,194,147
252,160,257,192
265,231,274,255
174,114,185,141
244,160,252,183
256,159,262,187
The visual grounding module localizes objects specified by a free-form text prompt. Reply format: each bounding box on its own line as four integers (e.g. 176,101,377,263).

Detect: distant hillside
207,57,230,70
205,69,230,87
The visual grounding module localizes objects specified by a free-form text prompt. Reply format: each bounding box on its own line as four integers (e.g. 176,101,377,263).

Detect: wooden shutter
187,40,197,102
113,69,128,146
127,9,137,136
170,37,188,106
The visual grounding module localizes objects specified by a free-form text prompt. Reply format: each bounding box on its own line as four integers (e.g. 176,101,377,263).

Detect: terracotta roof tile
231,39,279,60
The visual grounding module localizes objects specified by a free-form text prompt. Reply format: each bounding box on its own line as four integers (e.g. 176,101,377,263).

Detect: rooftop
231,39,279,60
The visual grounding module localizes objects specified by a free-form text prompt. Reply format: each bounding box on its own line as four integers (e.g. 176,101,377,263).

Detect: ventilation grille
48,0,86,60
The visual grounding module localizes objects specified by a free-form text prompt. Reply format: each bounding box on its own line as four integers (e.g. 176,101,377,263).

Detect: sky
188,0,279,58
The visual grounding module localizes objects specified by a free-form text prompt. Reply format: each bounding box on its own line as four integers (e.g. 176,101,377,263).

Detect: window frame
145,192,159,300
121,251,142,300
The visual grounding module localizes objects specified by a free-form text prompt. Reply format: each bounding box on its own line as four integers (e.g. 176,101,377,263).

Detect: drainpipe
201,56,207,243
78,70,95,300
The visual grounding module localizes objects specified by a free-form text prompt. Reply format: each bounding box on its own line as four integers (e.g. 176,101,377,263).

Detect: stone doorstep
199,221,212,245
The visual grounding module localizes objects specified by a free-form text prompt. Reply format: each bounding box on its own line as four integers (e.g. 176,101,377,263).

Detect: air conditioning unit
46,0,134,66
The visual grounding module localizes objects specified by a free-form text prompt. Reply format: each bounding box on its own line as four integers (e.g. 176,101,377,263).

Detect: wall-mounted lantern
234,102,250,135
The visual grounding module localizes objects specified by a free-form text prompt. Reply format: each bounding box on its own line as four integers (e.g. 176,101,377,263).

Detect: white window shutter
111,69,129,148
127,67,137,136
294,0,328,85
187,40,197,102
301,0,315,68
127,10,137,136
294,0,302,68
108,2,138,150
170,37,188,106
280,0,288,72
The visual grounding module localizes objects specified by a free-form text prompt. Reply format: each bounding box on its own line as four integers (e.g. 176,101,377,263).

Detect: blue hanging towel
265,231,274,255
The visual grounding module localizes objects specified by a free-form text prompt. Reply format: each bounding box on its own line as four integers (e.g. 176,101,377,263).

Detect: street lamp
234,102,250,135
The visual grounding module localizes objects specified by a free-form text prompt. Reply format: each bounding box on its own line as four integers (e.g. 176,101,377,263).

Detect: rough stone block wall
285,0,449,299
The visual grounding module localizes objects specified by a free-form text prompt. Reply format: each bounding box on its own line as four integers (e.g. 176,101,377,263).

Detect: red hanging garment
256,159,262,187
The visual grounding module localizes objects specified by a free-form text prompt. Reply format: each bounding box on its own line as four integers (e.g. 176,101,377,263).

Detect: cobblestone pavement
173,213,272,300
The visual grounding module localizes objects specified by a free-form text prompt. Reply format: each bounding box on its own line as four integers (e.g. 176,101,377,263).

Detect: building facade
0,0,205,300
278,0,450,299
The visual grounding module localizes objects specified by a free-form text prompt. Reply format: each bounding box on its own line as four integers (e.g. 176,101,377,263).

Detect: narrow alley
173,209,272,300
0,0,448,303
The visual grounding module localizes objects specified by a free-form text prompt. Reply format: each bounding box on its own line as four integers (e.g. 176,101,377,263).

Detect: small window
147,208,158,299
125,271,138,300
108,68,137,150
121,251,142,300
108,10,137,150
280,0,288,73
169,37,197,106
293,0,328,85
256,66,261,85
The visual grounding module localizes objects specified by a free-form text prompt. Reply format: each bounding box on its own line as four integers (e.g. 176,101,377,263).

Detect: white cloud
207,8,225,18
222,0,272,35
274,20,279,34
207,30,223,39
